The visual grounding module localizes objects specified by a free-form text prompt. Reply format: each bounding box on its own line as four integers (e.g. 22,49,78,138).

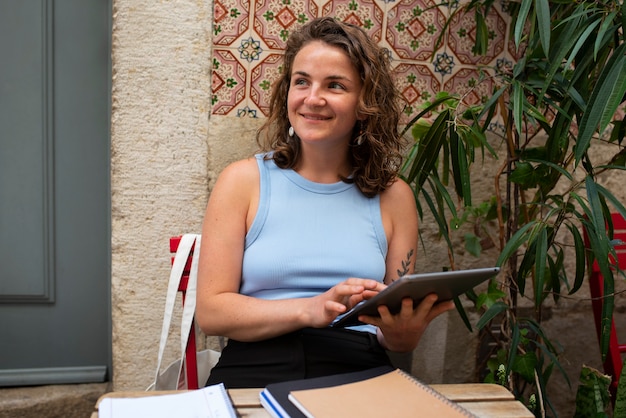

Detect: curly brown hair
256,17,405,198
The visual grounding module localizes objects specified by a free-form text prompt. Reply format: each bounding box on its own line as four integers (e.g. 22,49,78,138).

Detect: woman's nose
304,86,325,106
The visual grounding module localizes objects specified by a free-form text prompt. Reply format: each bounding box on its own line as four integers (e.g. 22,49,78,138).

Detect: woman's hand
359,293,455,352
305,278,386,328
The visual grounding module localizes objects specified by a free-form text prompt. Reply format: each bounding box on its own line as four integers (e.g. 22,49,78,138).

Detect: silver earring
288,126,294,137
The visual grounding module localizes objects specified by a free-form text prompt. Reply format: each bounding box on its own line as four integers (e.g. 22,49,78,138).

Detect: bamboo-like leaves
514,0,533,49
404,109,451,192
585,177,615,360
401,0,625,408
566,223,586,295
451,126,472,207
535,0,551,56
534,227,548,306
576,42,626,163
477,301,509,330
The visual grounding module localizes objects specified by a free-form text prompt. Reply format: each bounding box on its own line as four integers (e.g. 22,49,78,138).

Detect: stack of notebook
259,366,476,418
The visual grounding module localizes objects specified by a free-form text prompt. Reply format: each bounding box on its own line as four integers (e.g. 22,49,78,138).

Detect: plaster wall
110,2,625,416
111,0,213,390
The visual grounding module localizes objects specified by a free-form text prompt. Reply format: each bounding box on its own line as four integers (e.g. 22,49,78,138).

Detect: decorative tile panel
210,0,515,124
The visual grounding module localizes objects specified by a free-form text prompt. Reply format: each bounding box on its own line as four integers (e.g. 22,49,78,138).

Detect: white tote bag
148,234,221,391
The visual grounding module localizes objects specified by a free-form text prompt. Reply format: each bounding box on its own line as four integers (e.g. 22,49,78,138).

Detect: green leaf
406,109,452,190
576,43,626,163
400,94,457,137
586,177,615,360
595,12,618,60
453,296,473,332
450,126,463,197
534,0,551,56
510,161,537,188
497,221,538,267
534,227,548,306
474,11,489,56
525,158,573,181
478,86,506,122
464,233,482,257
428,174,459,222
515,0,533,49
457,134,472,207
537,12,581,107
420,187,454,251
564,18,601,70
476,301,509,330
513,352,538,383
566,224,586,295
574,365,612,416
596,185,626,232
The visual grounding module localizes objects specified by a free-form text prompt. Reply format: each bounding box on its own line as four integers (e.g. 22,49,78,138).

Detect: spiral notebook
287,368,476,418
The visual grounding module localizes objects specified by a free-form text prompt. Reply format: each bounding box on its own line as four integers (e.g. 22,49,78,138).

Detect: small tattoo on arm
396,249,414,279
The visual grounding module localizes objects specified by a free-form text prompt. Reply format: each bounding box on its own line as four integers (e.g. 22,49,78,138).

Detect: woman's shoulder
211,157,262,202
379,177,416,214
381,176,413,199
217,156,260,182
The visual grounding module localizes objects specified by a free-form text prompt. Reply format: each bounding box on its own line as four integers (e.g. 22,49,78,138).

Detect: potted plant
401,0,626,416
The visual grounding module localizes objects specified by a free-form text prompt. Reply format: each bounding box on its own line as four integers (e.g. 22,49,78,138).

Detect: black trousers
205,327,392,388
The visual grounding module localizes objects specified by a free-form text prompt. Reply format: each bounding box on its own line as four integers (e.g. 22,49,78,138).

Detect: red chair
170,235,200,389
583,213,626,401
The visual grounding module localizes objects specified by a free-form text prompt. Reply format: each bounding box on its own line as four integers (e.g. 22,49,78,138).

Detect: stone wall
111,0,214,391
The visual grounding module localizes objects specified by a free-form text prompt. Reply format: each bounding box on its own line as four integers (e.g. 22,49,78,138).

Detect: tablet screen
332,267,500,328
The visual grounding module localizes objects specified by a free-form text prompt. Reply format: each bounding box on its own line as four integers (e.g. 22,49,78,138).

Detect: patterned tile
393,63,441,122
322,0,384,42
211,49,248,116
210,0,514,123
250,52,283,115
214,0,250,46
446,6,506,65
386,0,447,61
253,0,318,50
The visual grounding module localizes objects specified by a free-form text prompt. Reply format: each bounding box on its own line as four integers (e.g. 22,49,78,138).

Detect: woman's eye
293,78,308,86
329,82,345,90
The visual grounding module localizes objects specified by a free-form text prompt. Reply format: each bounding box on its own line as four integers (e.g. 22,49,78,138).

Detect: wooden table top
93,383,534,417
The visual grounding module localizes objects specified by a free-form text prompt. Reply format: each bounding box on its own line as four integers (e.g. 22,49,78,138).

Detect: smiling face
287,41,363,149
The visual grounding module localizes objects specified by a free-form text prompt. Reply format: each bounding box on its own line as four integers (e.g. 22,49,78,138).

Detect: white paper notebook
98,383,236,418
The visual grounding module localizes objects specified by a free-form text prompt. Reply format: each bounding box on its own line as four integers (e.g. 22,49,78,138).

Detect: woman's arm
367,178,454,352
195,158,382,342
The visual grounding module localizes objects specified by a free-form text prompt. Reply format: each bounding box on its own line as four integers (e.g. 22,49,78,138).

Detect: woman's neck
294,145,351,184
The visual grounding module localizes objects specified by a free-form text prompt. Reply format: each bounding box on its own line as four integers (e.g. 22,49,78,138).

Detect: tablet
332,267,500,328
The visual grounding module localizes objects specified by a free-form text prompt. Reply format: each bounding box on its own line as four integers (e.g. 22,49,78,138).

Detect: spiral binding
395,369,478,417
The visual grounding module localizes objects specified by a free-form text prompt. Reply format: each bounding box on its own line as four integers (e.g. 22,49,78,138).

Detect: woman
196,17,454,388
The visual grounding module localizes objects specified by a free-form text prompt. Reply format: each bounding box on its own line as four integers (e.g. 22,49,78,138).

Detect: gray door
0,0,111,385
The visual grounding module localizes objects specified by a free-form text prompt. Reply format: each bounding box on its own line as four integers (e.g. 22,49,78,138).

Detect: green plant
400,0,626,416
573,359,626,417
573,365,611,417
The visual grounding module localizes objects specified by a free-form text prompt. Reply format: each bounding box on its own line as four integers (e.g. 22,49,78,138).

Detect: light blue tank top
240,154,388,331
